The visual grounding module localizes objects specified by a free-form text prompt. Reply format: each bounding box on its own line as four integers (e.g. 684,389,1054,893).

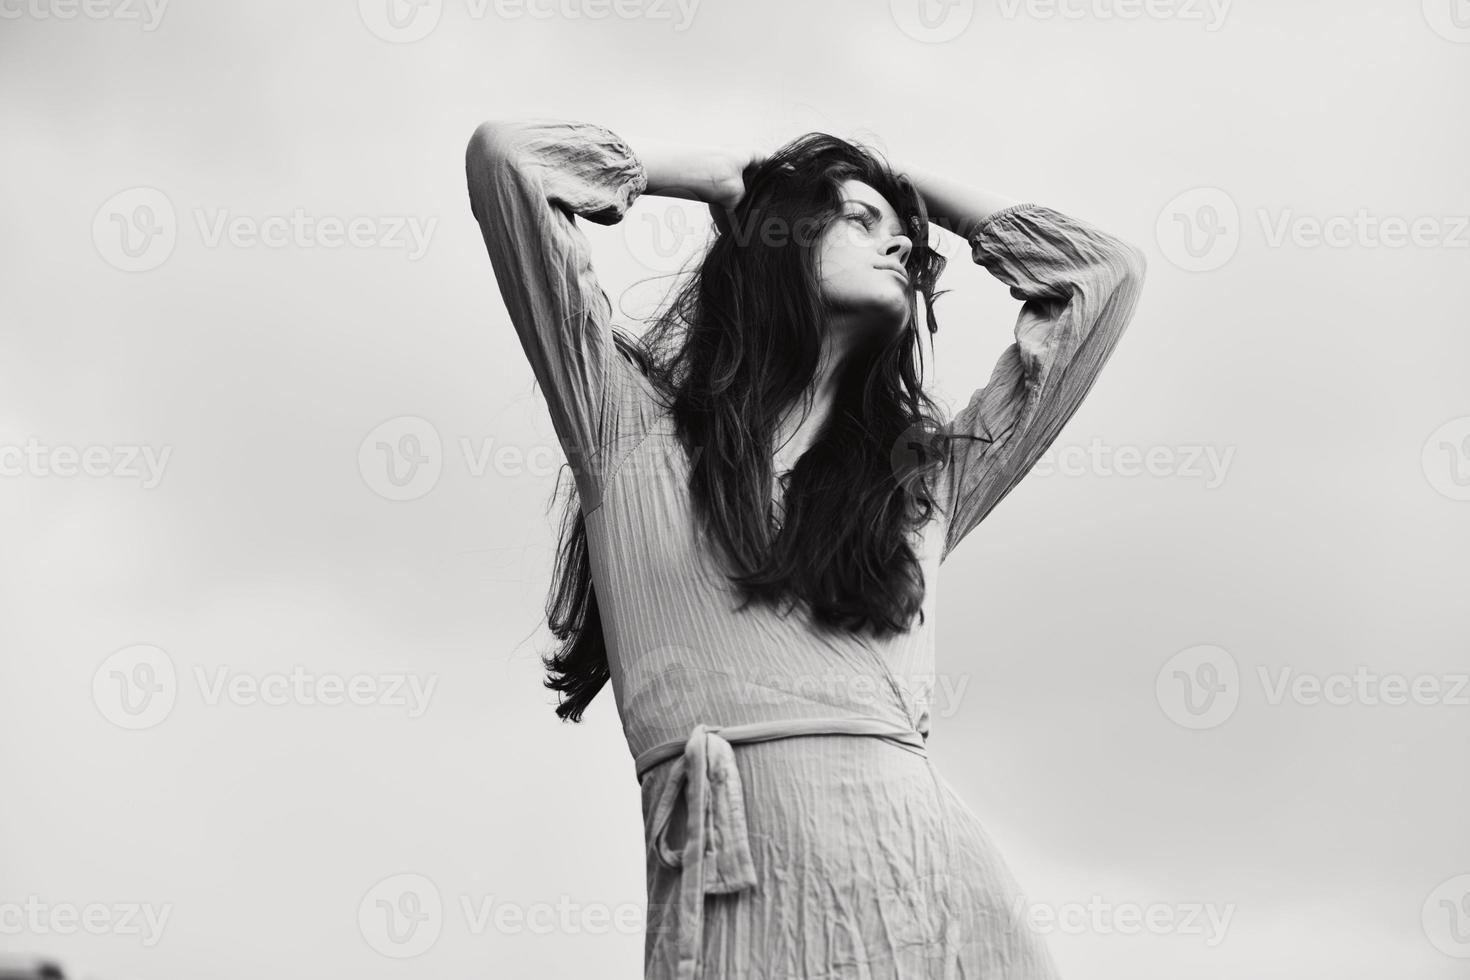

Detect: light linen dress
465,118,1147,980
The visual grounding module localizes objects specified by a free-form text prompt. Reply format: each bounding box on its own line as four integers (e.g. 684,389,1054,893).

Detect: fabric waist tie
633,717,929,980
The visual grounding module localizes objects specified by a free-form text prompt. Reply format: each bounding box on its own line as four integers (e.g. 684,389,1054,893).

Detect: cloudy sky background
2,0,1468,977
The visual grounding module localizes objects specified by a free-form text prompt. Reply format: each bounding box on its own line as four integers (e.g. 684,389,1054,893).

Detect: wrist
634,140,743,206
898,162,1018,241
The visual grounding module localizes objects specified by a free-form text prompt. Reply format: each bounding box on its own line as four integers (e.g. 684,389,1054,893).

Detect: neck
773,339,847,459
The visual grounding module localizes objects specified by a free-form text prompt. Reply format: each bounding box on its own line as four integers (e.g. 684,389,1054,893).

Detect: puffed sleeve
464,118,648,503
939,202,1147,562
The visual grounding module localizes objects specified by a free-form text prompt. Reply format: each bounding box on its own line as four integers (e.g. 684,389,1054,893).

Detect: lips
878,265,910,283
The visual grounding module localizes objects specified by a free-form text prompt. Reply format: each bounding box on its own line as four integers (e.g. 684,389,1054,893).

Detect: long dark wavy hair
540,132,989,721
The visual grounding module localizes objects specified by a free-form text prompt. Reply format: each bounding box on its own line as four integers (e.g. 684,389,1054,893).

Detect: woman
465,117,1146,980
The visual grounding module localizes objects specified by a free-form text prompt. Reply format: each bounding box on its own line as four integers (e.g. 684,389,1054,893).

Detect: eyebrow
846,200,905,239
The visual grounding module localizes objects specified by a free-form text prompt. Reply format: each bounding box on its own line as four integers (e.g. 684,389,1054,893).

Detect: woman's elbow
465,120,529,208
1122,240,1148,286
467,119,524,169
1101,237,1148,294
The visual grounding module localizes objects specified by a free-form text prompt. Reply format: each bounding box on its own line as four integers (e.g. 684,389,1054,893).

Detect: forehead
837,179,900,220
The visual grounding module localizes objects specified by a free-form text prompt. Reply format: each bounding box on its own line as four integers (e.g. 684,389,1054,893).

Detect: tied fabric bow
635,715,929,979
646,724,759,980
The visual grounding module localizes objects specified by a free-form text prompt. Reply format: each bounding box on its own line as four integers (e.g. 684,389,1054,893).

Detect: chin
880,296,913,332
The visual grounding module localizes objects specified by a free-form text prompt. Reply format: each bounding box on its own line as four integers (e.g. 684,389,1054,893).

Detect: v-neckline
770,463,796,527
771,411,828,527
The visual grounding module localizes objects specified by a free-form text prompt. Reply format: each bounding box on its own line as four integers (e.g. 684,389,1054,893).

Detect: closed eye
844,203,908,243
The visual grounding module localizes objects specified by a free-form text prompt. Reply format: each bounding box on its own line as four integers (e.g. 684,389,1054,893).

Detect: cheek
816,244,868,296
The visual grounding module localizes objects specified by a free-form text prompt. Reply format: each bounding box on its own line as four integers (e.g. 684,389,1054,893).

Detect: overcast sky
1,1,1468,977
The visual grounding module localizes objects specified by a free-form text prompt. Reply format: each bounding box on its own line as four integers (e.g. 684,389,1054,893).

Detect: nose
884,233,912,268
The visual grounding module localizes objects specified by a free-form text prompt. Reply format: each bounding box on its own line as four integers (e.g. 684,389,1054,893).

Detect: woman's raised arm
905,184,1149,562
900,160,1020,241
464,118,647,500
622,134,758,210
464,120,761,499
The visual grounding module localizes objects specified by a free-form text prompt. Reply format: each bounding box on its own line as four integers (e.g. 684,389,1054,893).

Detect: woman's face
814,179,915,343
